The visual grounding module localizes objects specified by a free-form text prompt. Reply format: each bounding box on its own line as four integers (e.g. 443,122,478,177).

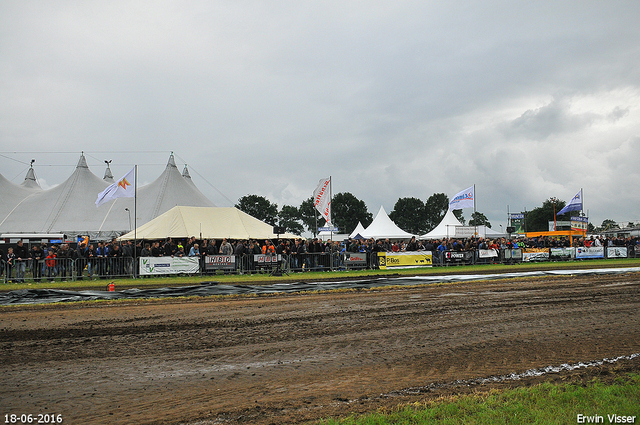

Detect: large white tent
119,206,300,240
0,153,216,240
360,206,415,240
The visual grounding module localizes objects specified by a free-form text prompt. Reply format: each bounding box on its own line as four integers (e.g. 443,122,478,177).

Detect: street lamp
125,208,131,231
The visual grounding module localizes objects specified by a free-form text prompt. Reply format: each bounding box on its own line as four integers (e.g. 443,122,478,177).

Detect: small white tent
360,206,415,240
348,222,366,239
119,206,300,240
420,210,463,239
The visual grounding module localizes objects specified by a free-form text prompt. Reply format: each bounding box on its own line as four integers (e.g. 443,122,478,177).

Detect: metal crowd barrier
1,257,135,283
1,246,638,283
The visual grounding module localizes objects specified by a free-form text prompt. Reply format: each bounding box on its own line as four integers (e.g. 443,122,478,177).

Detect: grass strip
317,373,640,424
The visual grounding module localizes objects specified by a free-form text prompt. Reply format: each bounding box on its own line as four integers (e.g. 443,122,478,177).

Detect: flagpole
474,184,477,238
134,165,138,279
329,176,333,272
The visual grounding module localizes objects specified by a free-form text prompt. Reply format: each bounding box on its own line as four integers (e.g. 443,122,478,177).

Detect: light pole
125,208,131,231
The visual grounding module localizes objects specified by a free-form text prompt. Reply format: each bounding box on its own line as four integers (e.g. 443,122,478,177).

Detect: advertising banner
454,226,480,238
571,216,588,231
576,247,604,259
550,248,575,260
522,248,550,262
140,257,200,275
443,251,474,264
253,254,281,265
378,251,432,269
606,247,628,258
478,249,498,258
204,255,237,271
344,252,367,266
510,213,525,234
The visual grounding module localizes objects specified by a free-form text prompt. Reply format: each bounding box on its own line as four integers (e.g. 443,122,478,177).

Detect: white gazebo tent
360,206,415,240
420,209,463,239
348,222,366,239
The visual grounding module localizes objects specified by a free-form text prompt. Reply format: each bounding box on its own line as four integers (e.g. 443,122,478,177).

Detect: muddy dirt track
1,270,640,424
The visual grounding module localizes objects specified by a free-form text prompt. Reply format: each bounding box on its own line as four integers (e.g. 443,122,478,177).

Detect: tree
524,197,567,232
332,192,372,235
278,205,304,235
235,195,278,226
469,211,491,228
298,197,322,236
424,193,449,232
389,197,426,234
600,219,619,231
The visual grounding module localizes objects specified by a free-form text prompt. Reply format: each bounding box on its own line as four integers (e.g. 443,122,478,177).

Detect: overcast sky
2,1,639,231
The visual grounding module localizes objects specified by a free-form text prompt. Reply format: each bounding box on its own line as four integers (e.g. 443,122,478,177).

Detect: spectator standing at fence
85,243,95,278
0,246,4,280
188,243,200,257
30,244,44,282
57,244,70,280
95,242,108,277
219,239,233,255
207,239,219,255
109,242,124,275
45,248,57,282
13,240,28,283
122,240,134,276
5,248,16,282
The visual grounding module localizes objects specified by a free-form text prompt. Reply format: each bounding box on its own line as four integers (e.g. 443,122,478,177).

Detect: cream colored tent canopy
119,206,300,241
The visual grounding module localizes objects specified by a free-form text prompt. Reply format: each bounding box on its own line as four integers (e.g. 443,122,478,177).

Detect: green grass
1,258,639,292
316,374,640,424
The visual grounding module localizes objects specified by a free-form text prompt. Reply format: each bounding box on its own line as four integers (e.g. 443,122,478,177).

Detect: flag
557,190,582,215
313,177,332,225
95,167,135,207
449,185,475,210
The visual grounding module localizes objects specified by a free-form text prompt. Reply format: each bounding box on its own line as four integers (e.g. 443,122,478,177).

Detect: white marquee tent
0,153,216,240
119,206,300,241
360,206,415,240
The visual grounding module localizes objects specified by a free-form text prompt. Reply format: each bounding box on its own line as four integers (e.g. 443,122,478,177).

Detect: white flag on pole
313,177,332,225
449,185,475,210
95,167,136,207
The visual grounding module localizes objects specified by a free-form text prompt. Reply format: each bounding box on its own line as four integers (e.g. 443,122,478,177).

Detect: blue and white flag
449,185,475,210
557,190,582,215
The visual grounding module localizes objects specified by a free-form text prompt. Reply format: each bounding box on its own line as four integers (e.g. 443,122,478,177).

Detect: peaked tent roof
0,172,42,224
21,166,42,190
348,222,366,239
119,206,300,240
0,153,218,239
0,154,112,236
360,206,416,240
420,209,463,239
103,163,114,183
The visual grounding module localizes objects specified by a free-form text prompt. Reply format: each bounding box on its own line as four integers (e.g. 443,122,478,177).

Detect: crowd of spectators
1,234,638,282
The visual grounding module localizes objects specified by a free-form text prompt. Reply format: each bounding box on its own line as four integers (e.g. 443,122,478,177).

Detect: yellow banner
378,252,432,269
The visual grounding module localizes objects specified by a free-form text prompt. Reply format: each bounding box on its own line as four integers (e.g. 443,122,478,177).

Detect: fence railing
1,245,638,283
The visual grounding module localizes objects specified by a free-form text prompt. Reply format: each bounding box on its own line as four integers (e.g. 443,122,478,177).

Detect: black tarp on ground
1,267,638,305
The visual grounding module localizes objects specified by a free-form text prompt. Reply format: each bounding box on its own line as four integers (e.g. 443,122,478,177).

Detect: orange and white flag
95,167,135,207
